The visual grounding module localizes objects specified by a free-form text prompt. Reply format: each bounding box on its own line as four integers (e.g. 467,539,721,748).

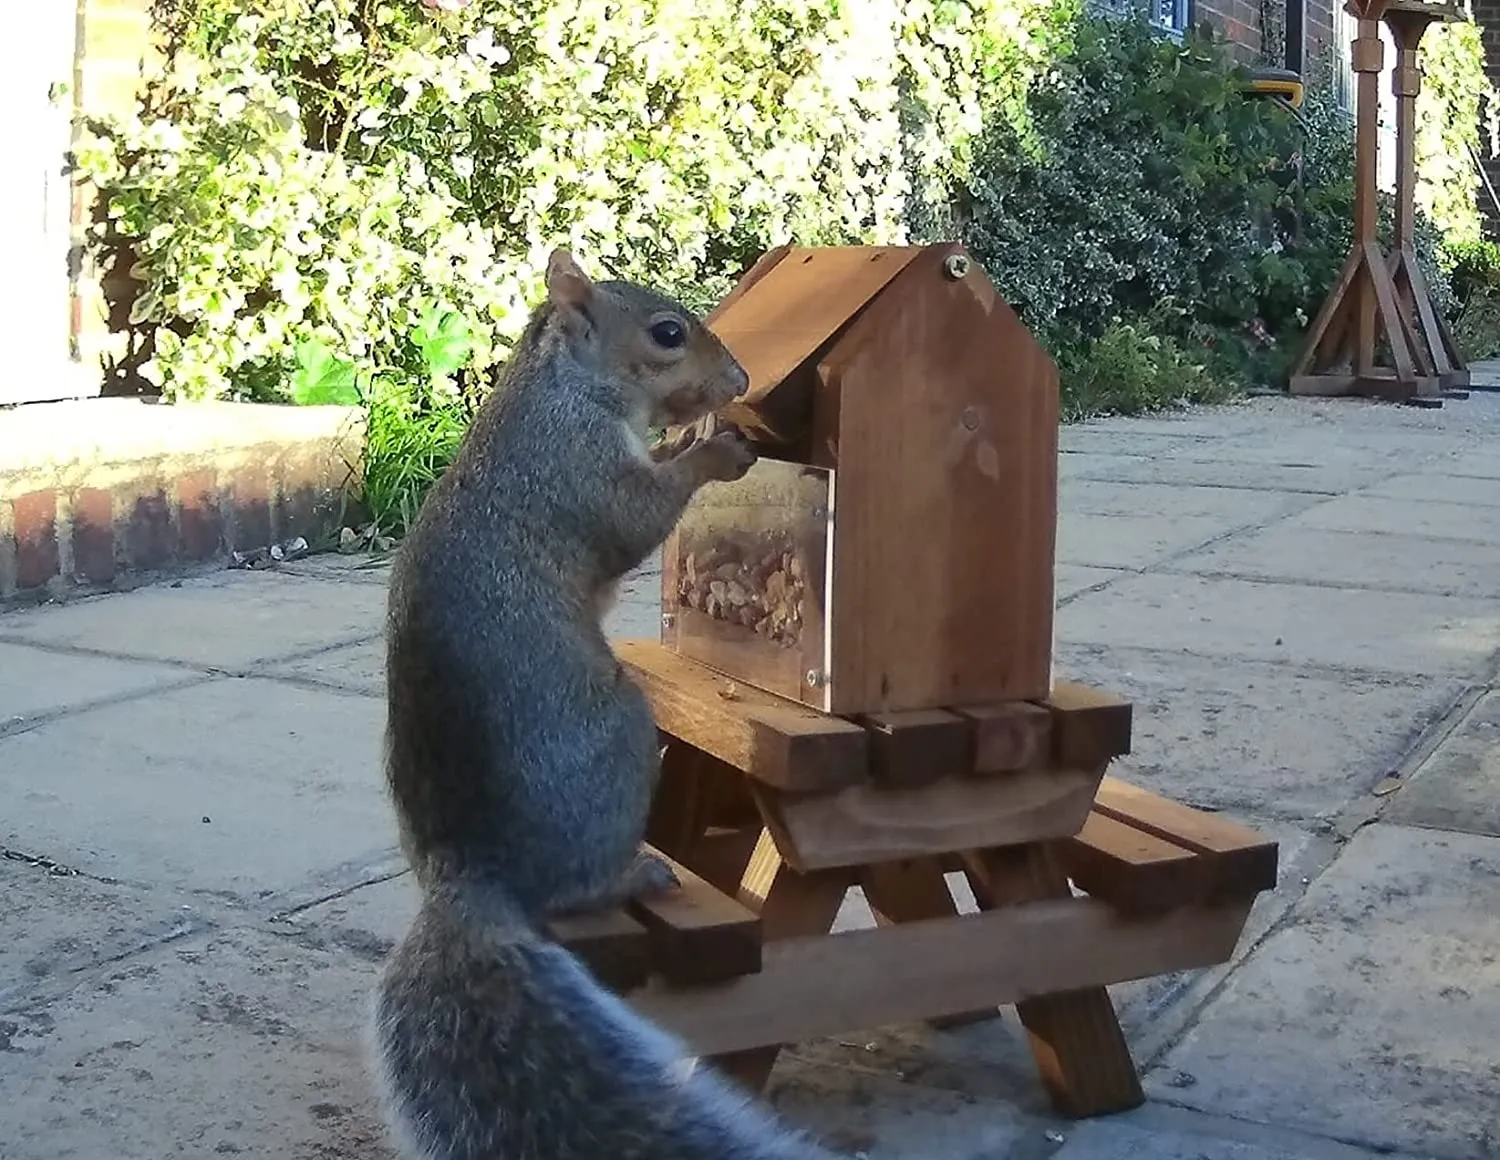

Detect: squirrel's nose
730,363,750,397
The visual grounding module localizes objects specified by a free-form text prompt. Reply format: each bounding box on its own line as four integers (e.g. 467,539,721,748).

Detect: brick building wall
1475,0,1500,236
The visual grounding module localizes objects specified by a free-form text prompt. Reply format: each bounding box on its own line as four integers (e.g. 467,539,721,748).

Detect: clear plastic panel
662,457,832,707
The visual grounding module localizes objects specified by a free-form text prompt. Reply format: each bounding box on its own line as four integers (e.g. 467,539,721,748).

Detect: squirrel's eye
649,319,687,350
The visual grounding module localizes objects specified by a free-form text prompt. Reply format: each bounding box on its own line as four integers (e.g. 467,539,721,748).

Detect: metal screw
961,406,981,431
805,668,827,688
943,253,970,281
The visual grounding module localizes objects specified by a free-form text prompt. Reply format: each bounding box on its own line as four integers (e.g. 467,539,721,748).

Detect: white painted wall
0,2,92,405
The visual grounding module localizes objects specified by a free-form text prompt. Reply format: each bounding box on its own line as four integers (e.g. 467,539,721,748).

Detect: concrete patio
5,383,1500,1159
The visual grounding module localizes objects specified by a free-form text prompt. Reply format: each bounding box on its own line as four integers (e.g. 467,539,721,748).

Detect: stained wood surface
547,909,651,991
1093,778,1280,897
1043,682,1133,767
965,844,1145,1116
955,701,1052,773
705,246,920,444
626,846,763,986
630,893,1252,1058
820,242,1057,714
757,764,1104,871
617,639,868,791
859,708,973,787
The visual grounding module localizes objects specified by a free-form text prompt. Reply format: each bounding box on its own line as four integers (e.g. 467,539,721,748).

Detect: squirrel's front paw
696,428,758,483
624,851,680,899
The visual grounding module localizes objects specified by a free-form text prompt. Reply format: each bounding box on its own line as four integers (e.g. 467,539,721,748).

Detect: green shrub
1056,314,1234,422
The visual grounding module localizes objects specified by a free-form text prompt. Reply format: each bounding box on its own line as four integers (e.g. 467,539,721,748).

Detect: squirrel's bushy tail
370,878,845,1160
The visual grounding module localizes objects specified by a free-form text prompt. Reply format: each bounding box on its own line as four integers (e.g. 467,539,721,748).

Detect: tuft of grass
358,391,468,539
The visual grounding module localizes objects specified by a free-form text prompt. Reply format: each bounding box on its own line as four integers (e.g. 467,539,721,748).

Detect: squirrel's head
544,248,749,428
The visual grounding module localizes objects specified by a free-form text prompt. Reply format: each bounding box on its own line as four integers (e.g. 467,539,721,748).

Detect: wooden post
1384,1,1470,392
1289,0,1462,405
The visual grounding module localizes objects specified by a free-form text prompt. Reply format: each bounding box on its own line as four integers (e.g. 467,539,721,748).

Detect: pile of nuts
675,534,807,646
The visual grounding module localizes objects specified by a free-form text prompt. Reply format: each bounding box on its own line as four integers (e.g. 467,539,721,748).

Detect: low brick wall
1,398,365,601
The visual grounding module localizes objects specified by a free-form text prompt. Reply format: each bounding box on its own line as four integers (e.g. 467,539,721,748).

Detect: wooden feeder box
661,243,1059,717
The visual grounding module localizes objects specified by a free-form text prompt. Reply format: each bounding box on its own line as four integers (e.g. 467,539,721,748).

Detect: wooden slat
626,847,762,986
1093,778,1279,897
756,764,1104,871
708,829,851,1091
953,702,1052,773
1039,682,1132,767
547,909,651,992
629,893,1253,1059
965,844,1143,1116
1061,812,1207,912
862,858,1003,1029
858,708,972,787
617,639,869,791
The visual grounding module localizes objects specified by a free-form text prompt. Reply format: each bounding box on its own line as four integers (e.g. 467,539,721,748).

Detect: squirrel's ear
545,248,595,315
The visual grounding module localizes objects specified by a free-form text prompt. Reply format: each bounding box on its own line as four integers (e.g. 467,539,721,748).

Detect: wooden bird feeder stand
1290,0,1469,404
557,244,1278,1118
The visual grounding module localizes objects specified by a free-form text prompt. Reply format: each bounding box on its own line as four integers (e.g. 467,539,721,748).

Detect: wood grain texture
629,893,1252,1060
859,708,973,787
617,639,868,791
954,701,1052,773
1041,681,1133,767
756,764,1104,871
547,909,651,992
1093,777,1279,897
965,844,1144,1116
820,242,1057,714
862,858,1003,1028
627,846,763,986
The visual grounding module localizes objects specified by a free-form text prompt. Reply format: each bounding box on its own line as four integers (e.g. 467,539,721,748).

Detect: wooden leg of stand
862,859,1002,1030
707,829,852,1093
965,844,1145,1117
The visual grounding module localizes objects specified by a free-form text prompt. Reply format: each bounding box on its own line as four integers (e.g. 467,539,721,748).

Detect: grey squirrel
373,249,847,1158
383,247,755,915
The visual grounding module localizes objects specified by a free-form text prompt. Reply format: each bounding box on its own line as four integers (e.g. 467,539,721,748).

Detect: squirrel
383,247,756,917
371,251,847,1158
372,875,847,1159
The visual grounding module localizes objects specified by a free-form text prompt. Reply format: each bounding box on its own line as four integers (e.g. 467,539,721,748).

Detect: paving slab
1058,511,1244,569
1059,572,1500,677
1152,823,1500,1159
0,640,194,730
0,676,396,904
1064,453,1378,495
0,571,386,670
1286,493,1500,544
1060,479,1309,522
1440,444,1500,480
264,636,385,697
1051,1115,1386,1160
1360,471,1500,507
1385,690,1500,837
275,872,420,963
1170,524,1500,599
1054,643,1467,820
1056,564,1127,601
0,926,395,1160
1057,429,1217,457
767,1061,1036,1159
0,859,206,1010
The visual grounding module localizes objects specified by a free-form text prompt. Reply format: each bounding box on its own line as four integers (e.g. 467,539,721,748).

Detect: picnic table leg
964,843,1145,1117
861,858,1003,1030
709,828,851,1092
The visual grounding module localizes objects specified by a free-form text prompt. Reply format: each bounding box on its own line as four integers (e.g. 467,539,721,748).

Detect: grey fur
373,253,843,1158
